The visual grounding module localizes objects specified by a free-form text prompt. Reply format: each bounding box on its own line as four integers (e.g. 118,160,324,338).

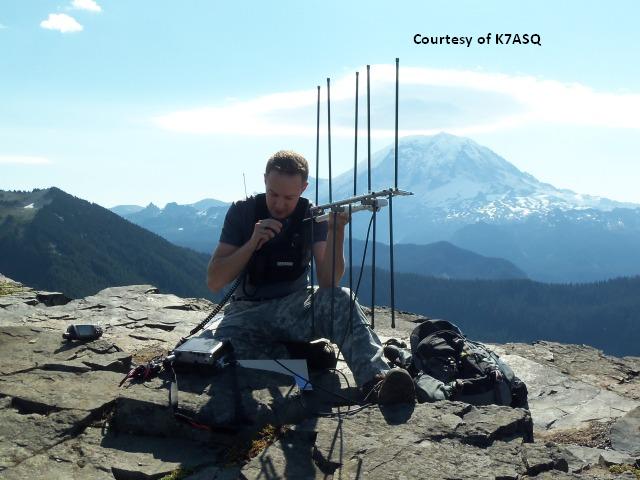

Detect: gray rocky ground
0,274,638,479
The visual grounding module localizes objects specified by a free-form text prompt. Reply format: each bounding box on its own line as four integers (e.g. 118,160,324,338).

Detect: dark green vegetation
451,210,640,283
350,239,527,280
0,188,213,299
0,281,25,296
0,189,52,224
609,465,640,479
346,266,639,357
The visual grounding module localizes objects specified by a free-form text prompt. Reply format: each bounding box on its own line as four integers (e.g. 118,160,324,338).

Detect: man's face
264,171,308,220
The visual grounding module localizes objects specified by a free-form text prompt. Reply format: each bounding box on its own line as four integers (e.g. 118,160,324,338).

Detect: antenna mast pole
367,65,376,329
311,85,321,331
326,77,337,332
315,85,320,205
349,71,359,335
327,78,333,203
389,58,399,328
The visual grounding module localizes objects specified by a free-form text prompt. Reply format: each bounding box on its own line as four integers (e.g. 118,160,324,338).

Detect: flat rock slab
0,326,131,375
563,444,638,472
0,369,123,414
0,284,215,367
610,406,640,456
2,283,640,479
498,341,640,401
490,350,639,434
0,425,227,480
0,327,130,424
0,400,93,470
242,402,558,479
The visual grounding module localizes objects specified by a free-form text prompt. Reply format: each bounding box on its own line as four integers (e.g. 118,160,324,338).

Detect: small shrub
609,464,640,479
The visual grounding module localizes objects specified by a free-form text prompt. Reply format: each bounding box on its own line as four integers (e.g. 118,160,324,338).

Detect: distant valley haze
111,134,640,283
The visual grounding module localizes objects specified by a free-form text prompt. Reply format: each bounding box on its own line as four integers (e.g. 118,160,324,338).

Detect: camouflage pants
209,286,389,386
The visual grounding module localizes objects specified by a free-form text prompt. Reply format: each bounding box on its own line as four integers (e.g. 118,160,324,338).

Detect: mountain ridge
0,187,212,299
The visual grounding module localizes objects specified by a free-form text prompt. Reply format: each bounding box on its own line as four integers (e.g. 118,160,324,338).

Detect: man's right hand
251,219,283,251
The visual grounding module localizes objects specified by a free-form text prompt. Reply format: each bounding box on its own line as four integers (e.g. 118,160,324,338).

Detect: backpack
383,318,528,408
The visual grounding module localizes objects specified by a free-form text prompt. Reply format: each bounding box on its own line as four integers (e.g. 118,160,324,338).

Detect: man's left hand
327,211,350,231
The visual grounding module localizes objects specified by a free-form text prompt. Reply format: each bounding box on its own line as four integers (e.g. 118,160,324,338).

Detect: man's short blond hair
265,150,309,182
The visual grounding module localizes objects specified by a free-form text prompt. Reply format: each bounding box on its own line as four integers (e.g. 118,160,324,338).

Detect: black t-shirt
219,195,328,299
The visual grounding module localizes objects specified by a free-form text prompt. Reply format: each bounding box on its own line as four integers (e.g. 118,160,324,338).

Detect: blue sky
1,0,639,207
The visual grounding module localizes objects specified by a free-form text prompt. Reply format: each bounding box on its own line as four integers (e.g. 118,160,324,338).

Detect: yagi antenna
310,59,411,332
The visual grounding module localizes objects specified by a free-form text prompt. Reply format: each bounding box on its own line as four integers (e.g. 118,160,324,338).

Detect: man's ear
300,181,308,194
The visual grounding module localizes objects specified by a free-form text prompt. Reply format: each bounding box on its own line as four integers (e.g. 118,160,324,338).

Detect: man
207,150,415,405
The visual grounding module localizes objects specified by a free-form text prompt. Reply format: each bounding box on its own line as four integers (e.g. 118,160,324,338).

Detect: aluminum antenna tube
327,78,332,203
311,189,411,213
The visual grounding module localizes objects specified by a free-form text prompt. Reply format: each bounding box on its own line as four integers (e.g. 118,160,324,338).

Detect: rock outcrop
0,274,638,479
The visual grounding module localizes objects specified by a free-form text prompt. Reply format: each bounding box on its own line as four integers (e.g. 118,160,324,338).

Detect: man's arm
207,217,283,293
207,242,250,293
313,212,349,288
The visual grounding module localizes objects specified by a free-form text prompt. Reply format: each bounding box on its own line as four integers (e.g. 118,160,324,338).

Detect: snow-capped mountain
309,133,640,282
323,133,636,223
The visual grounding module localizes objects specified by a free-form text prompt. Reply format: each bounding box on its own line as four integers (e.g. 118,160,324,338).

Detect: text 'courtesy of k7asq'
413,33,542,47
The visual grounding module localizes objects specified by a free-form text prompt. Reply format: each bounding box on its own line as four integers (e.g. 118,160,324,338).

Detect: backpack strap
254,193,271,222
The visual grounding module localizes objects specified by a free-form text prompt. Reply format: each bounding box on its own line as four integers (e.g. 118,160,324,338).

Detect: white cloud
0,155,52,165
0,23,6,29
71,0,102,13
153,65,640,139
40,13,83,33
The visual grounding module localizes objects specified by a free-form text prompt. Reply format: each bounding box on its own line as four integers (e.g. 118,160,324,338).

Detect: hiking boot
362,367,416,405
